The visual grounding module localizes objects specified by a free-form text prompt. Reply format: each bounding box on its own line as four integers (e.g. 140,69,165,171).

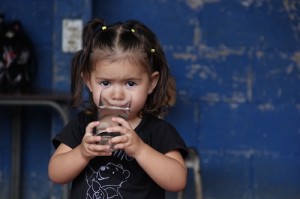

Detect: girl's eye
100,81,110,87
127,81,136,87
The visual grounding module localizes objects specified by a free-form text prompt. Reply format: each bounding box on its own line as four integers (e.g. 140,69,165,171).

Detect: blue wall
1,0,300,198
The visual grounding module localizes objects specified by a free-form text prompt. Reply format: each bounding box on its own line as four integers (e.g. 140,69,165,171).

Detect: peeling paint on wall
240,0,272,8
283,0,300,39
291,51,300,69
173,52,198,62
185,63,218,80
224,92,247,103
256,50,264,59
200,45,246,60
258,102,275,111
185,0,220,10
173,45,246,62
200,92,220,103
286,64,294,75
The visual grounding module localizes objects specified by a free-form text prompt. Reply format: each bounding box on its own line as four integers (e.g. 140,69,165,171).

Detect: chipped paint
283,0,300,39
185,0,219,10
185,64,218,80
202,149,280,160
258,102,275,111
240,0,272,8
227,149,280,158
256,50,264,59
173,45,246,62
291,51,300,69
224,92,247,103
200,92,220,102
192,18,202,46
229,103,239,109
185,64,200,79
286,64,294,74
247,69,253,101
173,52,198,62
199,45,246,60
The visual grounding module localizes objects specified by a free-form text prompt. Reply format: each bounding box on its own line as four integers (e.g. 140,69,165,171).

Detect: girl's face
85,59,159,121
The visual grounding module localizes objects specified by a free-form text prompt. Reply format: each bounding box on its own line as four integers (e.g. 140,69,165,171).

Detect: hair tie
131,28,135,33
150,48,155,53
94,25,106,33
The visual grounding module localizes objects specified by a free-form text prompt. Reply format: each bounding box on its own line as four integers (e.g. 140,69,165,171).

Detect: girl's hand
80,121,112,160
106,117,144,157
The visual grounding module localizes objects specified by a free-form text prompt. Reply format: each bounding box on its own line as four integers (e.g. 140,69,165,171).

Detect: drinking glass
95,90,131,150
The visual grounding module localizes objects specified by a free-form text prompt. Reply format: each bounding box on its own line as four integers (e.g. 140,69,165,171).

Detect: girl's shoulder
138,114,188,158
137,113,176,132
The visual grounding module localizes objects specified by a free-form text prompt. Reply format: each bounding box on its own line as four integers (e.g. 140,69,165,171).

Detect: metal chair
177,147,203,199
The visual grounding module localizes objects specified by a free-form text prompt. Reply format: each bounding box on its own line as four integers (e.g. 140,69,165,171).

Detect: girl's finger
84,134,101,144
111,117,131,128
85,121,100,136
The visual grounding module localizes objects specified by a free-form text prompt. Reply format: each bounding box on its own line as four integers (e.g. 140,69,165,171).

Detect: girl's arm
48,143,89,184
134,144,187,192
48,121,112,184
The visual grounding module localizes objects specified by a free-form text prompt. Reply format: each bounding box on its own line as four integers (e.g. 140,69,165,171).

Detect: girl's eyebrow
95,76,142,81
95,76,106,80
125,76,142,80
123,78,143,83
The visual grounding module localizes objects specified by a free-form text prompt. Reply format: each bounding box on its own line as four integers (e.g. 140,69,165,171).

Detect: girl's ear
148,71,159,94
82,72,92,92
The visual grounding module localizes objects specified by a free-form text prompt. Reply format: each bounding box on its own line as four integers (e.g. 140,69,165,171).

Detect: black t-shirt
52,112,187,199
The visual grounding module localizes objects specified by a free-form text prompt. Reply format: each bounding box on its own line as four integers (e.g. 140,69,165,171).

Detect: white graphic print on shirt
85,150,132,199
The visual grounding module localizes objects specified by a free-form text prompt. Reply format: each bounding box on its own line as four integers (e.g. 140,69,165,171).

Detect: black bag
0,15,35,92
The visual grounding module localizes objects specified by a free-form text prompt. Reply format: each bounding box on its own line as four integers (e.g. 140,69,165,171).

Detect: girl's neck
128,115,142,129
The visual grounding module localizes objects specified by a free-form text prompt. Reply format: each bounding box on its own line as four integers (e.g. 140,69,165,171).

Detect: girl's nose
110,86,125,101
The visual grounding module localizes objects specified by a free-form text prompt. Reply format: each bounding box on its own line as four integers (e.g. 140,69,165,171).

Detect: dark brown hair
71,18,175,117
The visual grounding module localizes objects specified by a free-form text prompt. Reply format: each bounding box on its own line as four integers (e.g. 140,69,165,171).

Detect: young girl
48,18,187,199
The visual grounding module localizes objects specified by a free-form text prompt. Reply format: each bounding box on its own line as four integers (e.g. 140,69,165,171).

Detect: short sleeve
152,120,188,158
136,115,188,159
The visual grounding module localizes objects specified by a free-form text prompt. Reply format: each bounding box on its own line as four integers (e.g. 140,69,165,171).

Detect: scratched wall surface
0,0,300,198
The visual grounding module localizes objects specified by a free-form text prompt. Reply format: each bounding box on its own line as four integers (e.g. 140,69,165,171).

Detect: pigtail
150,43,176,116
81,18,106,72
152,40,176,108
70,18,106,108
70,50,83,107
82,18,106,52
